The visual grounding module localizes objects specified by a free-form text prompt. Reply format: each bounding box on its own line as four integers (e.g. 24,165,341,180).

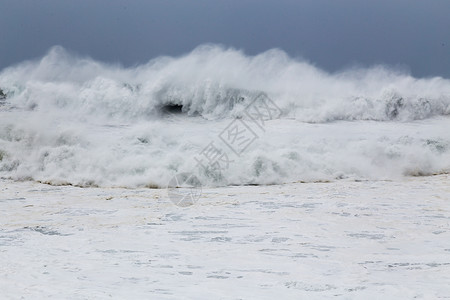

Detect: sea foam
0,45,449,187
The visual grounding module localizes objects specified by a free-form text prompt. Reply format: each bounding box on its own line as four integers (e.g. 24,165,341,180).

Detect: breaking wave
0,45,449,187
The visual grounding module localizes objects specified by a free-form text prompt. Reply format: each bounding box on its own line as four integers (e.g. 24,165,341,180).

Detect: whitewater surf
0,45,449,188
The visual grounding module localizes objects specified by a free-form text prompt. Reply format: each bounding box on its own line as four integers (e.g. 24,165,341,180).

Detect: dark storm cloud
0,0,449,77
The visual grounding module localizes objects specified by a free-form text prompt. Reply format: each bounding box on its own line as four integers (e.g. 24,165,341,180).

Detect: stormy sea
0,45,449,299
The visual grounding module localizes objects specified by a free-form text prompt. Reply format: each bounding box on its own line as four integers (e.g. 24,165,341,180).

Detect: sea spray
0,45,449,187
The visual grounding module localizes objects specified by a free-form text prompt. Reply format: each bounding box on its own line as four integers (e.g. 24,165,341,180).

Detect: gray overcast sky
0,0,449,77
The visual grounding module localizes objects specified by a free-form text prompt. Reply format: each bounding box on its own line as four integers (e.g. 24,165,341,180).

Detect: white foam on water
0,45,449,187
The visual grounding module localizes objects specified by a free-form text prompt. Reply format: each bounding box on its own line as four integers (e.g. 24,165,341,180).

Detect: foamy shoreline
1,175,449,299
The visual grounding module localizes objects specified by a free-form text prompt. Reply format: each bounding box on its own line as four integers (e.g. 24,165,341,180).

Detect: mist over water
0,45,449,187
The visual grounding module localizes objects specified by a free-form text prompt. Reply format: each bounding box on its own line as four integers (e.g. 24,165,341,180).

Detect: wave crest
1,45,449,122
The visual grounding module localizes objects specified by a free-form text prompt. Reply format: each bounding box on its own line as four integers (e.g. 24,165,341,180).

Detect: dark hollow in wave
159,103,184,115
